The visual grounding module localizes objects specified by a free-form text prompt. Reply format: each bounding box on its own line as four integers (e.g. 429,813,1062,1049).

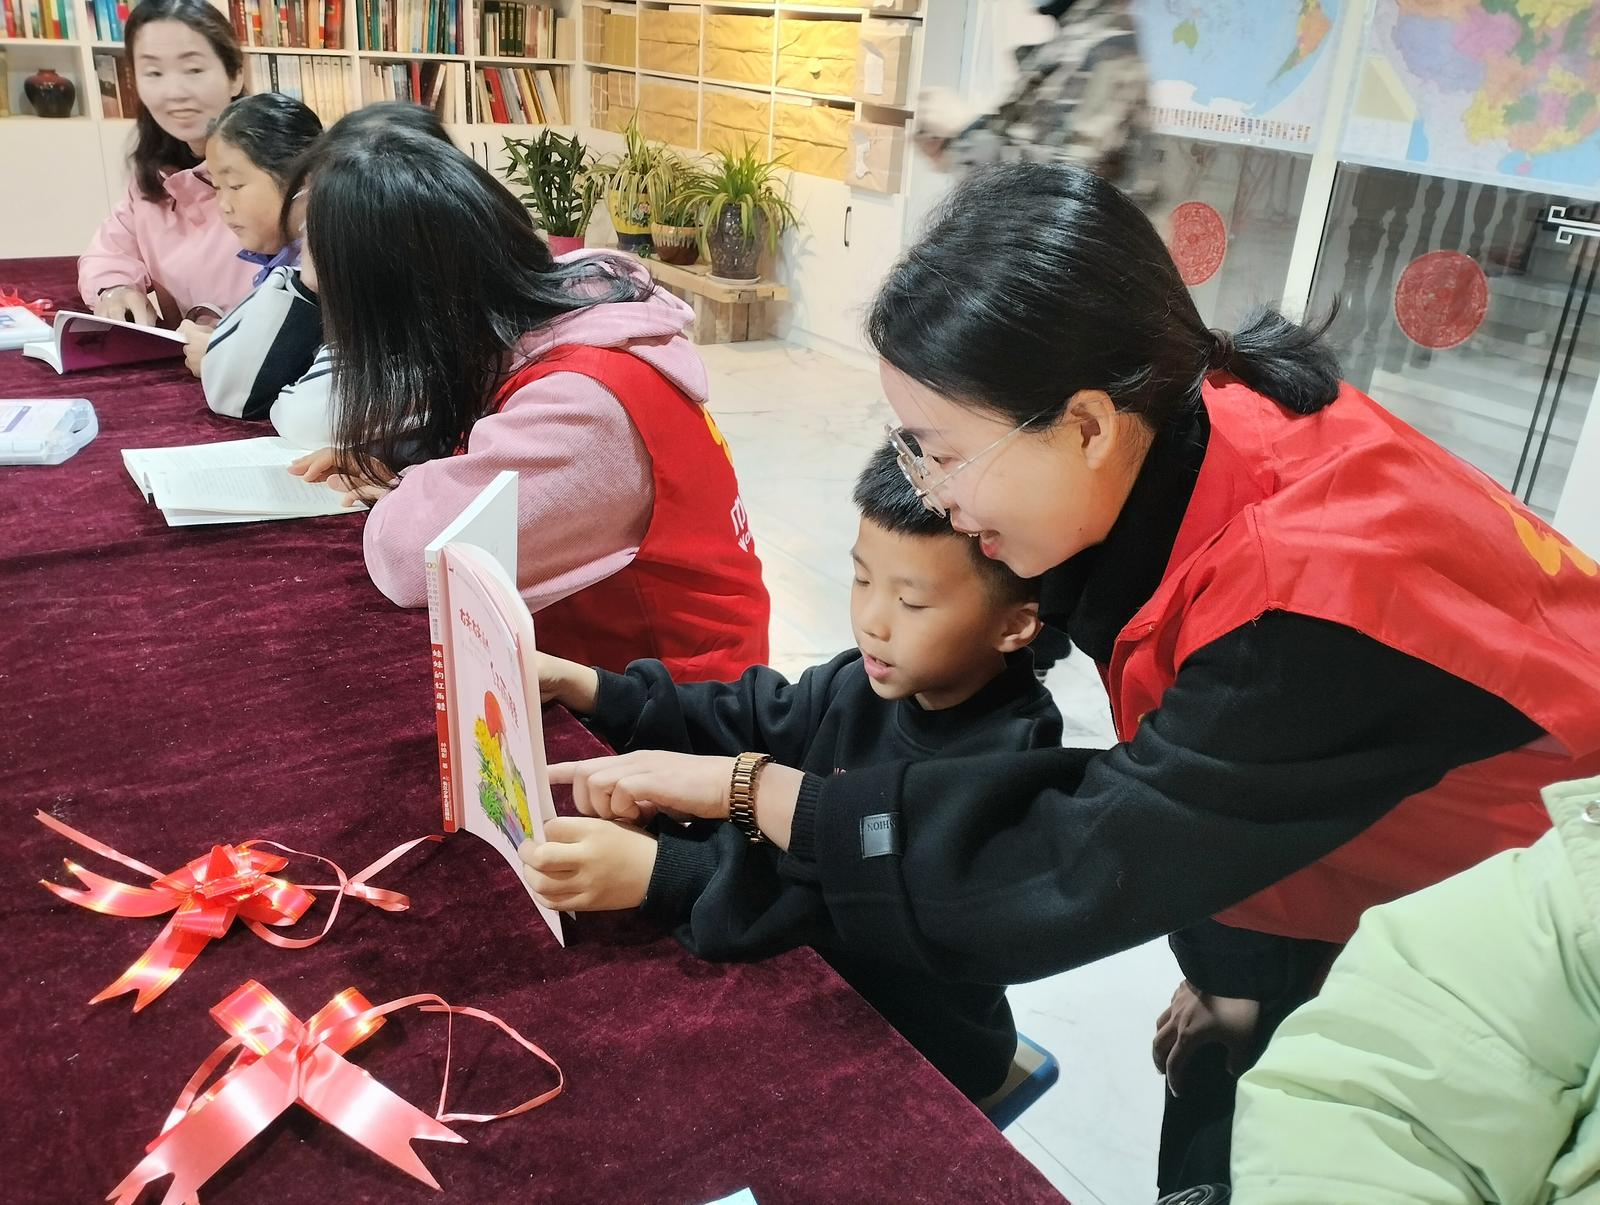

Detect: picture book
425,472,564,945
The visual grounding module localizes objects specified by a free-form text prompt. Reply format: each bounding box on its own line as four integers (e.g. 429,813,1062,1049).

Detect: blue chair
978,1032,1060,1130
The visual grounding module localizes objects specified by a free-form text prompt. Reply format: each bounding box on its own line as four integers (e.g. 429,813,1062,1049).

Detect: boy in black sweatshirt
521,443,1064,1099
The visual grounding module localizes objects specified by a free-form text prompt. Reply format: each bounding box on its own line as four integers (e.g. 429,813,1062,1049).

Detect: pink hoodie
78,168,259,317
364,255,711,612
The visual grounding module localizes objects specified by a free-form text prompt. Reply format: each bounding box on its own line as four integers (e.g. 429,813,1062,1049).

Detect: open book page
24,311,188,373
142,465,356,515
122,437,364,521
444,541,564,946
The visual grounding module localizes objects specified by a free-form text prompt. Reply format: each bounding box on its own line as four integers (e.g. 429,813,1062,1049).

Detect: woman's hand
177,319,210,378
289,447,396,508
94,285,156,326
536,652,599,712
517,816,656,912
1151,979,1261,1097
548,751,737,825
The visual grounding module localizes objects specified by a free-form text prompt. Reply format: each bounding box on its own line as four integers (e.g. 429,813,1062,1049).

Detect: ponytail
870,164,1346,435
1210,302,1342,416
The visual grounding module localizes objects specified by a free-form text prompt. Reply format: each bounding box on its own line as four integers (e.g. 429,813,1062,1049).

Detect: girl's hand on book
548,751,736,824
94,285,156,326
537,653,599,712
517,816,655,912
289,448,396,507
177,320,209,378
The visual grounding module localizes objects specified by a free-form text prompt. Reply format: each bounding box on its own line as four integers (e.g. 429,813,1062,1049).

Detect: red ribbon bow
37,811,441,1010
110,979,565,1203
0,285,54,317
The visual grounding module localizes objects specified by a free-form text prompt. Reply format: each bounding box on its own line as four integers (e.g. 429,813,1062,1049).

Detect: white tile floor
701,340,1179,1205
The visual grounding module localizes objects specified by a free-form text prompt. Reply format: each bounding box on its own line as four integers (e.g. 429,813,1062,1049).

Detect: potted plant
499,130,602,257
586,120,674,255
647,154,710,266
680,141,800,282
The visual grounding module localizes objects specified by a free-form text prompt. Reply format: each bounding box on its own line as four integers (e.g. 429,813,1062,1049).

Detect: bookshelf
581,0,921,186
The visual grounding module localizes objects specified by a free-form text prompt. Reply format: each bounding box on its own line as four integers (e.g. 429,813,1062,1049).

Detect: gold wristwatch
728,752,773,844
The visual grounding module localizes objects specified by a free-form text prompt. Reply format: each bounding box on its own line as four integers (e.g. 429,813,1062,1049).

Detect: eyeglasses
885,407,1056,517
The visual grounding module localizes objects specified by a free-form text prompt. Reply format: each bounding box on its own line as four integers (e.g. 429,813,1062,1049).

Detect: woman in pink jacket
78,0,258,326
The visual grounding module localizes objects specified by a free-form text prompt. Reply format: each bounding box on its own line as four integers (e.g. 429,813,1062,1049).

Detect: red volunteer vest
491,344,770,682
1111,376,1600,944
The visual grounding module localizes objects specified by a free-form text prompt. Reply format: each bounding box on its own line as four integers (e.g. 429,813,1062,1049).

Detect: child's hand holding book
517,817,656,912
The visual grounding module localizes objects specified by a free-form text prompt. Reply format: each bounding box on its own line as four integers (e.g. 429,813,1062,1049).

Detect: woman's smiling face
879,360,1147,579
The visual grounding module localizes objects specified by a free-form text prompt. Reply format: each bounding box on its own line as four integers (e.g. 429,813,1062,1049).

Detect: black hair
853,443,1038,605
867,164,1342,439
206,93,322,188
124,0,244,204
294,108,653,483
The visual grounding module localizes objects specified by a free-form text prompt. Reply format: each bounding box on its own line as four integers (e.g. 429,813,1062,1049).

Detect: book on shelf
354,0,461,54
121,436,367,526
478,2,568,60
229,0,344,51
0,50,8,117
244,54,351,122
363,60,460,120
85,0,129,43
424,471,564,945
476,64,564,124
4,0,82,39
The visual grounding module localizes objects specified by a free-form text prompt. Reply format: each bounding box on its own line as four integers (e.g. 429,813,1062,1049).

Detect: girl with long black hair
78,0,256,325
289,111,770,683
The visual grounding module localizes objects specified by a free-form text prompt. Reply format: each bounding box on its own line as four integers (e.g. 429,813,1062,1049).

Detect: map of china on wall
1136,1,1345,151
1342,0,1600,200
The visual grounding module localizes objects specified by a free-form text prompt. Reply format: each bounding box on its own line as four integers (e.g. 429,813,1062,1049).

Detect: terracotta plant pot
650,223,700,266
705,207,767,281
24,69,76,119
546,234,586,257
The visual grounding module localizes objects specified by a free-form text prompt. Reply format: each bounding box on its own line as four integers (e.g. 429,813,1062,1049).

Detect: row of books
474,64,564,125
244,53,353,122
228,0,345,50
479,2,568,59
85,0,134,41
93,51,134,117
355,0,462,54
362,60,462,121
3,0,86,39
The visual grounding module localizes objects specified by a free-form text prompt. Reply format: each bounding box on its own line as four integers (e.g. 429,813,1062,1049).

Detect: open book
122,436,366,526
426,472,564,945
22,310,189,373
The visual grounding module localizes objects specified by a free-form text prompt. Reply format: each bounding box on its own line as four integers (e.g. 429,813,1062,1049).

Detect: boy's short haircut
853,443,1039,605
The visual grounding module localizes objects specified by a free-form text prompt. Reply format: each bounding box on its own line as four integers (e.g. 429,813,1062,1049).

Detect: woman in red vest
550,164,1600,1189
286,110,769,683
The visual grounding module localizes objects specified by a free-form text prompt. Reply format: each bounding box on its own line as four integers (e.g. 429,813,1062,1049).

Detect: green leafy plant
499,129,602,239
646,154,712,229
679,141,801,257
585,119,677,233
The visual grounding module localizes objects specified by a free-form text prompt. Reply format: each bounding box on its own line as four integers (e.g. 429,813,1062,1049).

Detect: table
0,258,1064,1204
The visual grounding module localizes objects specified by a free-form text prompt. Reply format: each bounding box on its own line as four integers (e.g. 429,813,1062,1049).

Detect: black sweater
586,650,1063,1098
780,406,1542,997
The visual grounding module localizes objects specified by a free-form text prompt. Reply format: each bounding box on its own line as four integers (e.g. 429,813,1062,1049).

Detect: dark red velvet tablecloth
0,259,1064,1205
